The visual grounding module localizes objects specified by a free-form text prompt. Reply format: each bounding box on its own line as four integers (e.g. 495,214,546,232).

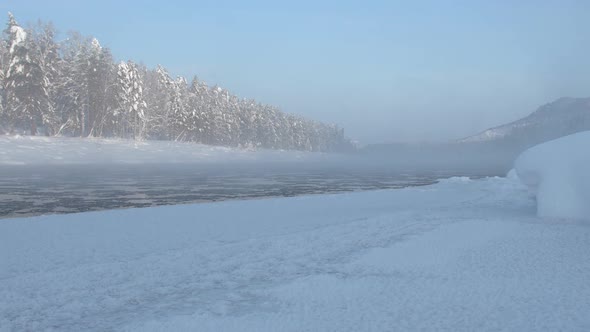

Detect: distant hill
361,97,590,174
459,97,590,146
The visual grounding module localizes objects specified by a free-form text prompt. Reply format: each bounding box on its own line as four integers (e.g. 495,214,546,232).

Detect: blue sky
2,0,590,143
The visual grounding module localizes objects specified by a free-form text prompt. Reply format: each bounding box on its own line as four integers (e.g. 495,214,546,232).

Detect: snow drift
515,131,590,220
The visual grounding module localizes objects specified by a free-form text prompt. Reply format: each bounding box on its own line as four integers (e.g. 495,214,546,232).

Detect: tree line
0,13,354,152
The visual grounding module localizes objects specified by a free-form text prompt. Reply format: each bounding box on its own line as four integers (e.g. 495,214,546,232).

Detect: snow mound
515,131,590,220
438,176,471,184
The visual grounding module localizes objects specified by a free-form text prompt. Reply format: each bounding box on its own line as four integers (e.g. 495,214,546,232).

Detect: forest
0,13,354,152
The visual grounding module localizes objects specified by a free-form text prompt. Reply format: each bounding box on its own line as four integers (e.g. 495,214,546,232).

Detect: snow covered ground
2,174,590,331
0,135,334,165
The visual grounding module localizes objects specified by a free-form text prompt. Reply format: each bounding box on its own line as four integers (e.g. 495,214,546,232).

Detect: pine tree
0,13,354,152
115,60,146,139
3,13,47,135
54,35,115,137
139,65,172,139
169,76,190,141
237,99,258,148
208,86,233,146
0,38,6,130
85,38,114,137
187,76,209,142
153,65,177,139
30,21,60,135
52,32,88,136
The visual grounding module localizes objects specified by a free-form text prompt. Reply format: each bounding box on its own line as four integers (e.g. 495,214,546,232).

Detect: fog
0,136,510,219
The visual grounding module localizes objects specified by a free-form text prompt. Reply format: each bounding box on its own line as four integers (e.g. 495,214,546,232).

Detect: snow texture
2,175,590,331
8,26,26,55
0,135,333,166
515,131,590,220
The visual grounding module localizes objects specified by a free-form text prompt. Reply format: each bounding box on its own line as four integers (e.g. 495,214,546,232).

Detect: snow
515,131,590,220
459,127,510,143
0,135,333,165
8,25,26,54
2,175,590,331
91,37,101,49
458,97,590,144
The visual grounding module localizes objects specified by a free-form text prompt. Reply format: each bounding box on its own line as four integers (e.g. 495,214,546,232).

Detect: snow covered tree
53,33,91,136
114,60,146,139
30,21,60,135
84,38,114,137
3,13,48,135
186,76,209,142
54,35,114,136
168,76,190,141
0,13,354,151
0,38,6,130
141,66,168,139
237,99,259,148
151,65,183,140
207,85,233,146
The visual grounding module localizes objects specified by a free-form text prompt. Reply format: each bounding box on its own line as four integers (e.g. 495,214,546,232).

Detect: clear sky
2,0,590,144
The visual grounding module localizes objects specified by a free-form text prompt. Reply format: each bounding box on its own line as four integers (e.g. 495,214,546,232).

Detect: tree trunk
30,119,37,136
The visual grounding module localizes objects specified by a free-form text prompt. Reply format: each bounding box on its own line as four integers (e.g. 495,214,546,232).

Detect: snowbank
515,131,590,220
0,135,335,165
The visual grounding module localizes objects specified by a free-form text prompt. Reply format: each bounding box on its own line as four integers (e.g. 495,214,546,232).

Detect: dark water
0,163,501,219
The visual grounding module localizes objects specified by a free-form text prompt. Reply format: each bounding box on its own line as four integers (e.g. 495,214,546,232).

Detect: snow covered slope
2,176,590,331
0,135,332,165
459,97,590,144
515,131,590,220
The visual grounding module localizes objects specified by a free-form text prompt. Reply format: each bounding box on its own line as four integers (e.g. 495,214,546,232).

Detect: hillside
361,97,590,173
459,97,590,145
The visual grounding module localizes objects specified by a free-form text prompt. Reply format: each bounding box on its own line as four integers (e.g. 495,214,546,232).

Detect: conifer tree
115,60,146,139
0,13,354,152
3,13,47,135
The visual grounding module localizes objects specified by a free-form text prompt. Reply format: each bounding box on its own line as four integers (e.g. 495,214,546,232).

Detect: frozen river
0,163,501,219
